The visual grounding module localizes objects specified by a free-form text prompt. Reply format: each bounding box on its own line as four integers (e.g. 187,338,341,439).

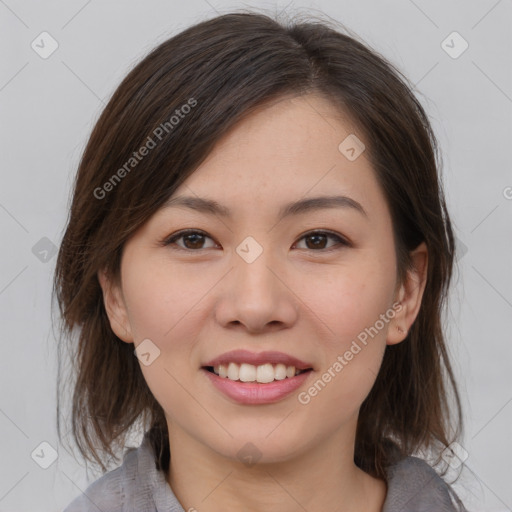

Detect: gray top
64,433,466,512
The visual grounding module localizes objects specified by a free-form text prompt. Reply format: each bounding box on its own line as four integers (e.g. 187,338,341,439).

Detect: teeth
218,364,228,378
227,362,239,381
274,363,287,380
239,363,256,382
256,363,275,383
212,362,305,383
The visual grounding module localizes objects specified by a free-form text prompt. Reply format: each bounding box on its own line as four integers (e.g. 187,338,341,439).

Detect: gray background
1,0,511,511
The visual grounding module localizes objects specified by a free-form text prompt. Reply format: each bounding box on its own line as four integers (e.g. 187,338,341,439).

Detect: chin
208,431,307,466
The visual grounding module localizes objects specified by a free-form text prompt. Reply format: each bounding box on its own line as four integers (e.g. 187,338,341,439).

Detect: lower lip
201,368,312,405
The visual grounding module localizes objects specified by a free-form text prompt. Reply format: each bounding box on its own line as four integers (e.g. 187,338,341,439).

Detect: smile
201,366,313,405
205,362,308,383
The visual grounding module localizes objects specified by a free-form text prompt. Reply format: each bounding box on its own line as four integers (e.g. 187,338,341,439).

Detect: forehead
167,93,390,224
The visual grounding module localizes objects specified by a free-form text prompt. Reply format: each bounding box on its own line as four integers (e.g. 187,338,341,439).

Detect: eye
293,230,350,251
162,229,218,251
162,229,350,252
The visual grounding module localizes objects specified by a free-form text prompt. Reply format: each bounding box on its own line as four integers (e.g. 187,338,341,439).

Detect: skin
99,93,428,512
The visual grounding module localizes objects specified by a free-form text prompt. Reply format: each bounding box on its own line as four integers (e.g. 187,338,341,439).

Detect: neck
166,424,387,512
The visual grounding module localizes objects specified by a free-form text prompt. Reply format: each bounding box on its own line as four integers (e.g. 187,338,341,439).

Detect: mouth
200,350,314,403
202,363,313,384
201,364,314,405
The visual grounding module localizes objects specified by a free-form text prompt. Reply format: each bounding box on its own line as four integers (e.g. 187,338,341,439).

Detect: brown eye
294,231,349,251
162,229,350,252
164,230,217,250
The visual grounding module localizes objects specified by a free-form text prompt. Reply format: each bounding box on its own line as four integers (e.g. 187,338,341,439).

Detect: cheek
300,260,395,347
299,257,395,401
296,276,393,426
120,259,208,409
121,258,208,341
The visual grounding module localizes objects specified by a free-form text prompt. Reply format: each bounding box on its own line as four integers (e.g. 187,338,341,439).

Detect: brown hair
54,9,464,489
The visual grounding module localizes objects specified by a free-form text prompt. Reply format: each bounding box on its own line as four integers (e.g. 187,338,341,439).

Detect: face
100,93,427,465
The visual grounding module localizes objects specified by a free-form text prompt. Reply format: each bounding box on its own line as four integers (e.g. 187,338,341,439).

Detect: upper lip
202,349,313,370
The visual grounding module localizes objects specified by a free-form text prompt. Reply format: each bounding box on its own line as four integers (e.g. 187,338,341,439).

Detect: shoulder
62,446,140,512
63,434,183,512
62,466,125,512
383,455,466,512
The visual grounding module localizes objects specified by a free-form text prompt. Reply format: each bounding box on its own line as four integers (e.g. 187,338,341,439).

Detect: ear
387,241,428,346
97,269,134,343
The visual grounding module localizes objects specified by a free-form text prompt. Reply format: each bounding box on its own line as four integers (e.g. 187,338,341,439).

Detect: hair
54,8,464,495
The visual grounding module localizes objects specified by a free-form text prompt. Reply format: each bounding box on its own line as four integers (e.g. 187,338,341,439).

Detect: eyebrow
162,194,368,221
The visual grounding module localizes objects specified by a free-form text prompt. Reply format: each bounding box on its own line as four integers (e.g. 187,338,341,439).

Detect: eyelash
161,229,351,253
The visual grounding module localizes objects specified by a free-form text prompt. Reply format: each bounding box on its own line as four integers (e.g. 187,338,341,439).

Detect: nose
214,246,299,334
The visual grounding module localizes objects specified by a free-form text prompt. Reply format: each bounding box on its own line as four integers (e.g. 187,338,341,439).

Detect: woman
56,10,467,511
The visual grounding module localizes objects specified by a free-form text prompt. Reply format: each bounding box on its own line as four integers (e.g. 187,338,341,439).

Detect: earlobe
97,269,134,343
387,242,428,346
